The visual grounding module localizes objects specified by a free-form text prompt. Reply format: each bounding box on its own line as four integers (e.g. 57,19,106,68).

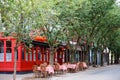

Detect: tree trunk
114,53,118,64
87,48,90,67
95,49,97,67
107,53,109,65
111,54,113,65
82,51,85,62
101,52,104,66
70,49,75,63
93,49,97,67
115,53,119,64
49,47,55,65
13,48,17,80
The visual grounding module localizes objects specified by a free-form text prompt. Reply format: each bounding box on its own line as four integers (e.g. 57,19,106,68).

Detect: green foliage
108,28,120,53
0,0,120,53
1,0,120,79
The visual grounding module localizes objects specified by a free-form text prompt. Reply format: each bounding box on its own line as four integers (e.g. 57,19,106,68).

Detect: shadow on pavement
22,77,51,80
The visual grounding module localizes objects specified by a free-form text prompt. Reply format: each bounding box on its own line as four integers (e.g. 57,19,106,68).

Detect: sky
116,0,120,5
116,0,120,3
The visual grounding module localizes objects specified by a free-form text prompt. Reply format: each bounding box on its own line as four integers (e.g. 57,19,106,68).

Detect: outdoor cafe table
66,64,77,72
82,62,88,68
46,65,54,74
67,64,77,69
60,64,68,71
37,66,54,74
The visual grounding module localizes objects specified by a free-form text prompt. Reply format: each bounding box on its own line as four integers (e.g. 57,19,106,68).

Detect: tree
108,28,120,64
0,0,38,80
1,1,120,80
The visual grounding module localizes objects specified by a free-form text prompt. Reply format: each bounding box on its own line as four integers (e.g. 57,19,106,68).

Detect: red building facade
0,36,66,72
0,36,51,72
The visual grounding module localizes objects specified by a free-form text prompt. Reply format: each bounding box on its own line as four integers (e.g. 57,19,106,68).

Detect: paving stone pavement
0,64,120,80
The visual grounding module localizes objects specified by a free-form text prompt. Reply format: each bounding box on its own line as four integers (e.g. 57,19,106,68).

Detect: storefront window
29,51,32,61
33,49,36,61
6,41,12,61
22,48,25,60
26,53,28,61
0,40,4,61
38,49,41,61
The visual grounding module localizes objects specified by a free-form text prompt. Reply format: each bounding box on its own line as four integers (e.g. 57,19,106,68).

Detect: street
51,65,120,80
0,64,120,80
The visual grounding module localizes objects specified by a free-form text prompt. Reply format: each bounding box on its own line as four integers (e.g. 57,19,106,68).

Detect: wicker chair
33,65,39,78
79,62,84,71
40,64,48,78
54,62,62,75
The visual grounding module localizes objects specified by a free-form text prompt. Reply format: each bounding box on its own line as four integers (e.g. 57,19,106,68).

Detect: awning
32,40,49,48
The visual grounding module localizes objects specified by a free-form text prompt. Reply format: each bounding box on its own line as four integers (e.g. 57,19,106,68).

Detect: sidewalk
0,65,117,80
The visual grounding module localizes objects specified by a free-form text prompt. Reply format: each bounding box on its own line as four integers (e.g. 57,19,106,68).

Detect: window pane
16,50,18,61
0,41,4,61
6,48,11,53
6,41,12,61
6,41,11,47
38,49,41,61
44,52,48,62
26,53,28,61
33,50,36,61
0,41,4,53
29,51,32,61
6,52,12,61
22,48,25,60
